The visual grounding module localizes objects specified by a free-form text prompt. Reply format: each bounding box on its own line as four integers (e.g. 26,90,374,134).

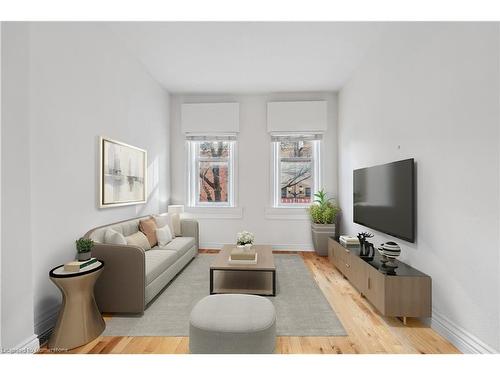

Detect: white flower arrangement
236,231,255,246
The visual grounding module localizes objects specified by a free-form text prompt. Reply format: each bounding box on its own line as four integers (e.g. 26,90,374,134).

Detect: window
188,139,235,207
272,136,320,207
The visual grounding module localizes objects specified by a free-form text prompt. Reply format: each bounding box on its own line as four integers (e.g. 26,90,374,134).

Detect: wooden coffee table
210,245,276,296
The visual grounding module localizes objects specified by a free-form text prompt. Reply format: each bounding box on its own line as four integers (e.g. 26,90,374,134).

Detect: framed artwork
99,137,147,208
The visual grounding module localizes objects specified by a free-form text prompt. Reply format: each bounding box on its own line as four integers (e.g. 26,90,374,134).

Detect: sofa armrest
181,219,199,250
91,243,146,314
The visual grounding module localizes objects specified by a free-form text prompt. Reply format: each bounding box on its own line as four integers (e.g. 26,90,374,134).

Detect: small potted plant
309,189,341,256
236,231,255,250
75,237,94,261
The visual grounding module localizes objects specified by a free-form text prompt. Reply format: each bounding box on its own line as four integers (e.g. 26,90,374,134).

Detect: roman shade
267,100,327,134
182,102,240,134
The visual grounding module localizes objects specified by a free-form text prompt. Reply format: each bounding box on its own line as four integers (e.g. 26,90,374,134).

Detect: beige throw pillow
139,217,158,247
125,231,151,251
104,229,127,245
156,225,173,247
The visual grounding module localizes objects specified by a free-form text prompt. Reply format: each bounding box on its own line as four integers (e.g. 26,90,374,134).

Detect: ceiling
108,22,389,93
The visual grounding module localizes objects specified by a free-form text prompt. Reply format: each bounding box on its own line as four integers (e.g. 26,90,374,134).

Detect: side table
48,260,105,350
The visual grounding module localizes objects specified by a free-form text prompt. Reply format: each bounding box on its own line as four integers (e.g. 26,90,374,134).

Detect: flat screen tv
353,158,415,243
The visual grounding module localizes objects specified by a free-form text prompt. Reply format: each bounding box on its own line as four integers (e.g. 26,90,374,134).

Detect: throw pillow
104,229,127,245
125,231,151,251
153,213,176,238
139,217,158,247
170,213,182,236
156,225,173,247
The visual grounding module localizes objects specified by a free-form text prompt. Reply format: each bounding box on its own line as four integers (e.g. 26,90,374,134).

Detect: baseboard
9,334,40,354
34,304,60,346
431,309,498,354
199,242,314,251
272,244,314,251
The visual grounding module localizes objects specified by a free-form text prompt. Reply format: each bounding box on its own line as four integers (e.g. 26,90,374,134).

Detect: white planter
237,243,253,251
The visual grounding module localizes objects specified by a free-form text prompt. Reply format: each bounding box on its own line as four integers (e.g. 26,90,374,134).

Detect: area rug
102,254,346,336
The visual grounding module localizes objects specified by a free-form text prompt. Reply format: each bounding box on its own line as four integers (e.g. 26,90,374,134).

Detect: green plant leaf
308,189,340,224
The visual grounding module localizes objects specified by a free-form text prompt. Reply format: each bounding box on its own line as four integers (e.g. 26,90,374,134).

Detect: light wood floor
39,251,460,354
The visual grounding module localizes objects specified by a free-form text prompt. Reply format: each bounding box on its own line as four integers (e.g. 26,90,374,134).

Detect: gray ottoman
189,294,276,354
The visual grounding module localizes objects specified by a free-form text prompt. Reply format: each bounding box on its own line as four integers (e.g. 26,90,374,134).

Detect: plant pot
77,251,91,261
311,223,337,256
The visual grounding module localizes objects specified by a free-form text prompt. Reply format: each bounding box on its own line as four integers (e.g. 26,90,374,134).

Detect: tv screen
353,158,415,242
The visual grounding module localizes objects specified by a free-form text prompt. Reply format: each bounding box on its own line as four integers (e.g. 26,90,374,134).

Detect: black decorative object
357,232,374,259
362,242,375,260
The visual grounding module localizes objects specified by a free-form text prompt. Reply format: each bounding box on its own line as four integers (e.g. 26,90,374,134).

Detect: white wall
0,20,3,348
1,22,37,351
1,22,170,349
170,92,337,249
338,23,500,352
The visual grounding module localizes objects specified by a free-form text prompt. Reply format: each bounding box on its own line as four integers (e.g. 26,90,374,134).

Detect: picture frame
99,136,147,208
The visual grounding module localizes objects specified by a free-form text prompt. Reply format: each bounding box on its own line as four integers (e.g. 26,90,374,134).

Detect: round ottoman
189,294,276,354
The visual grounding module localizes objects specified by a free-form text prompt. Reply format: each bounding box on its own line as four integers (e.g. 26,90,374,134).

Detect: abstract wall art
99,137,147,208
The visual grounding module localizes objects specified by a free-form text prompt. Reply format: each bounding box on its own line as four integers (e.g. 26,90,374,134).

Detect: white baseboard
272,243,314,251
34,304,60,345
9,334,40,354
431,309,498,354
200,242,314,251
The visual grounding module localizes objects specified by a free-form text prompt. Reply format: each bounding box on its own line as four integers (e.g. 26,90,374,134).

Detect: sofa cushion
161,237,195,257
139,218,158,247
125,231,151,251
145,250,178,285
121,220,140,237
153,213,176,238
88,218,140,243
104,229,127,245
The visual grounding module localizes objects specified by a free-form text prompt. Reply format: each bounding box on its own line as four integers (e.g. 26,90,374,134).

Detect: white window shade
267,101,327,133
182,102,240,134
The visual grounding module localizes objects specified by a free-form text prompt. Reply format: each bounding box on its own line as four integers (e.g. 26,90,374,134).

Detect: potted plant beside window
76,238,94,261
309,189,340,256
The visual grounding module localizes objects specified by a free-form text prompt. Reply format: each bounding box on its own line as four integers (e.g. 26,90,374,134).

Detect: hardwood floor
38,251,460,354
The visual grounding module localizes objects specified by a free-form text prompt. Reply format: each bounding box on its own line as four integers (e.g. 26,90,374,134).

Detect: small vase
77,252,91,261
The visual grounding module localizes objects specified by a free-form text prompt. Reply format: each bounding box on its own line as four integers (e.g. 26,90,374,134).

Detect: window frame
271,137,321,208
187,139,236,208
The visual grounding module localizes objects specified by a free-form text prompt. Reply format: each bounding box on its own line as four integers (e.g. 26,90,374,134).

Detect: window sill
264,207,311,221
185,206,243,219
